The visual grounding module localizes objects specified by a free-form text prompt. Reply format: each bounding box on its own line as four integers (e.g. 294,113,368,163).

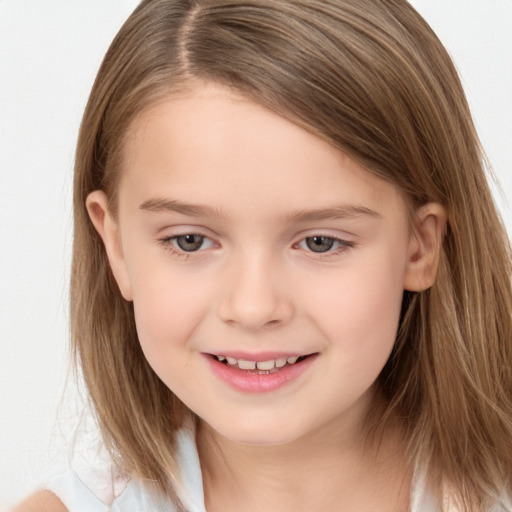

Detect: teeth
256,360,275,371
238,359,256,370
215,354,305,370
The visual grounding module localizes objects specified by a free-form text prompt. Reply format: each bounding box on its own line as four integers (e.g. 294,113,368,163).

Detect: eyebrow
284,205,382,223
139,198,382,222
139,198,225,218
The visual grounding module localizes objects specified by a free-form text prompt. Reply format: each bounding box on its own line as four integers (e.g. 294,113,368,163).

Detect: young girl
16,0,512,511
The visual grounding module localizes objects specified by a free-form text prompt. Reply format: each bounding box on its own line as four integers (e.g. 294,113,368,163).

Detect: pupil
306,236,334,253
177,234,204,251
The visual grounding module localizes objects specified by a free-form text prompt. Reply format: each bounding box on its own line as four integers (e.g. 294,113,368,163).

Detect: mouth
208,353,315,374
205,351,319,393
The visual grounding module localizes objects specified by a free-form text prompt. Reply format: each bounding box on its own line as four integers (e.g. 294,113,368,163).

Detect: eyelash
295,235,355,256
157,234,355,258
158,234,213,259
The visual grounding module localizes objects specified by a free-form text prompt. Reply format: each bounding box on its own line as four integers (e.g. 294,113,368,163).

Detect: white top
45,427,205,512
45,427,511,512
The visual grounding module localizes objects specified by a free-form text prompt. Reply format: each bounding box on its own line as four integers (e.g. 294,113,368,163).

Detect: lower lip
204,354,317,393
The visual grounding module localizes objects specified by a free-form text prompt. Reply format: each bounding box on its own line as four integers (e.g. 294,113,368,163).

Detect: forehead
118,83,406,219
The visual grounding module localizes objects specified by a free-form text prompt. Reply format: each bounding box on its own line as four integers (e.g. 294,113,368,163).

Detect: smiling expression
89,83,429,447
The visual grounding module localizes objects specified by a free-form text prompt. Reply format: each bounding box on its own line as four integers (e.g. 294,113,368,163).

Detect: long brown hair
71,0,512,508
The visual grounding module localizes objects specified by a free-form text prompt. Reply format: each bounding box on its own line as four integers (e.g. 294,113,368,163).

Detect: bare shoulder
11,490,68,512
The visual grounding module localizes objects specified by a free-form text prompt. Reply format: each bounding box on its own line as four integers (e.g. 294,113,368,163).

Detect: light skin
13,490,67,512
81,82,445,512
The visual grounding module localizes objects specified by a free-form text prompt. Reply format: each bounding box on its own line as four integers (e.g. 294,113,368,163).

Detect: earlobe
403,203,447,292
86,191,133,301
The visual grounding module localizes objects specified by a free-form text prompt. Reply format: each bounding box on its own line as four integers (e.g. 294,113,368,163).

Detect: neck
197,406,412,512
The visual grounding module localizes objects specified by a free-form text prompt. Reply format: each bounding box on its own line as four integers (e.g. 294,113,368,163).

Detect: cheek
306,250,406,369
128,264,209,362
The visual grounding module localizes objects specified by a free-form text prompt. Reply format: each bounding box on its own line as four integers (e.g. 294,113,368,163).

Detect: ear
403,203,447,292
86,191,133,301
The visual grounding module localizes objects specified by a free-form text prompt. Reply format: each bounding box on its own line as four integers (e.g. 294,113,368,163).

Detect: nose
218,252,294,331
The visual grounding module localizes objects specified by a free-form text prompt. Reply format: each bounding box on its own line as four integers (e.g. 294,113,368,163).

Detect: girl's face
89,83,441,447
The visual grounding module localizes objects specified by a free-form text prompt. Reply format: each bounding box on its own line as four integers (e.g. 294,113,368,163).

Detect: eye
298,236,353,253
162,234,214,253
305,236,335,253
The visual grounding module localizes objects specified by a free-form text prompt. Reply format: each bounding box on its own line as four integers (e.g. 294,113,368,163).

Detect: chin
231,432,297,447
208,417,307,447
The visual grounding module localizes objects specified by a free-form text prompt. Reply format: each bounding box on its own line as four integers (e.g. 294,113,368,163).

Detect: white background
0,0,511,508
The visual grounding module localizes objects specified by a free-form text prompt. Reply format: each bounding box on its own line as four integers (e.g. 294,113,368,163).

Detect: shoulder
11,490,68,512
